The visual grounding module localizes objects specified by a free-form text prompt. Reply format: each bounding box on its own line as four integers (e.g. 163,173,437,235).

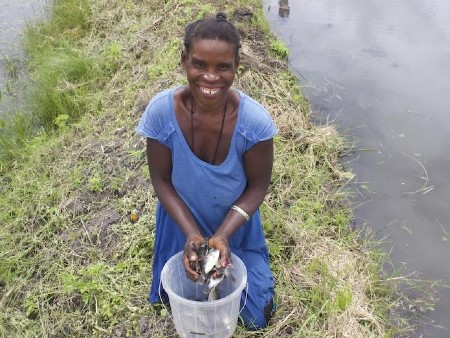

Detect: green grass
28,48,96,130
0,0,432,337
270,39,289,59
0,0,96,166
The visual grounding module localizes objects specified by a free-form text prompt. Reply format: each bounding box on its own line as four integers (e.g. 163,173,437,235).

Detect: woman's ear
235,55,240,70
181,50,187,65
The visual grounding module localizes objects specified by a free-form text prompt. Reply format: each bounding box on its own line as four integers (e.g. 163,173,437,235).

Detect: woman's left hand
208,235,231,268
183,234,205,281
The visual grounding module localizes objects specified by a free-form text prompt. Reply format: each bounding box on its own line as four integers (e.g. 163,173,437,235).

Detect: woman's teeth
200,87,220,95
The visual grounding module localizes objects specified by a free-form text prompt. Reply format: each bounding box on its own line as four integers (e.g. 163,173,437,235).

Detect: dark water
263,0,450,337
0,0,47,117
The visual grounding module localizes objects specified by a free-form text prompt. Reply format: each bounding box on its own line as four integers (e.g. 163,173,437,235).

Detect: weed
270,39,289,59
336,288,353,311
147,38,182,79
88,173,104,192
0,0,95,166
2,55,20,81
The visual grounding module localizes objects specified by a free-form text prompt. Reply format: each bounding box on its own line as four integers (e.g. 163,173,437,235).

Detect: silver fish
203,249,220,274
208,285,219,301
195,241,235,301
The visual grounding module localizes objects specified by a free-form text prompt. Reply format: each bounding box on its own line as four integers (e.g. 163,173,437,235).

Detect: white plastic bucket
161,251,247,338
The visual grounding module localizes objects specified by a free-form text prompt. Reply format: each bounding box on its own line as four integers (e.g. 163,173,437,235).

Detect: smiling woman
136,12,277,330
181,38,238,164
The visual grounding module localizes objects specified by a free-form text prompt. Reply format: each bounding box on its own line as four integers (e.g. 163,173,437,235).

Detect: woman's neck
183,87,231,116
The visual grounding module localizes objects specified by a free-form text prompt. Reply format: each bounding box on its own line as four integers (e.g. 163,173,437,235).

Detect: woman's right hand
208,235,231,269
183,234,205,281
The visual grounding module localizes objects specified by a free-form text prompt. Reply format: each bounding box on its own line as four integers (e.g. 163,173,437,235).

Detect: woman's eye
192,61,204,68
218,64,231,71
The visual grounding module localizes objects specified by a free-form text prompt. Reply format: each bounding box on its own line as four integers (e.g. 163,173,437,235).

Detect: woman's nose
203,72,220,81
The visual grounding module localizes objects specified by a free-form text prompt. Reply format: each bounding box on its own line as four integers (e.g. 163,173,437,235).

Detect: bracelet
231,204,250,221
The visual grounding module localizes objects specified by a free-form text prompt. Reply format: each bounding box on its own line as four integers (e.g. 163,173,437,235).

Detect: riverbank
0,0,420,337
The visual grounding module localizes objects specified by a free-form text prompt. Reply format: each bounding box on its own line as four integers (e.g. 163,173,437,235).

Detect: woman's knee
239,297,275,330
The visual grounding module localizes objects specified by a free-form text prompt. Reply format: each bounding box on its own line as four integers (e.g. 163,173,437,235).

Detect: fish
208,285,219,301
203,248,220,274
194,241,235,301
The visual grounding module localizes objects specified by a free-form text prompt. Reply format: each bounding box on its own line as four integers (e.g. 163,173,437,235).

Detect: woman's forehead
189,39,236,58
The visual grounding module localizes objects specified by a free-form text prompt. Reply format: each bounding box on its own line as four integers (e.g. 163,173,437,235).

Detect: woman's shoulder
238,91,274,125
143,87,180,122
236,90,277,143
136,87,178,139
148,87,176,108
238,91,272,121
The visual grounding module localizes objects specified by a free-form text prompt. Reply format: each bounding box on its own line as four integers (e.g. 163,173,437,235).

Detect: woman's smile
198,86,222,96
183,38,238,107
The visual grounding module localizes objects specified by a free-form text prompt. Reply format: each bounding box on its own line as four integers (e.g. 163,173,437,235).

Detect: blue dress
136,87,277,328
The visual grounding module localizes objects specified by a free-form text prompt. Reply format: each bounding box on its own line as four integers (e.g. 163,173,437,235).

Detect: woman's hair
184,12,241,56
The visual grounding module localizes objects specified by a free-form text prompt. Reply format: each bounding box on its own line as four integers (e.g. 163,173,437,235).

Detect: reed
0,0,94,166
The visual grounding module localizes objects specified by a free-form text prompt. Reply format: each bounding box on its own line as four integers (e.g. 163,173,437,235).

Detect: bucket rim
161,251,247,307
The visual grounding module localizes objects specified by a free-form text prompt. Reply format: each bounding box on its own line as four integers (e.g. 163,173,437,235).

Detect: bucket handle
158,280,249,336
158,279,175,322
239,282,249,314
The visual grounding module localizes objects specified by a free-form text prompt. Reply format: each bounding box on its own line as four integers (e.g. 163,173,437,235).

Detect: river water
263,0,450,337
0,0,47,117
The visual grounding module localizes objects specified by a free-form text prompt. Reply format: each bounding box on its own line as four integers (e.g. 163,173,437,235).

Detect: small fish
223,264,236,284
205,268,224,301
208,285,219,301
207,271,225,289
203,249,220,274
194,241,235,301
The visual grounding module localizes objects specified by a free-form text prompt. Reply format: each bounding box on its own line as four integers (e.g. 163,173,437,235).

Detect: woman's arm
146,138,204,279
210,138,274,266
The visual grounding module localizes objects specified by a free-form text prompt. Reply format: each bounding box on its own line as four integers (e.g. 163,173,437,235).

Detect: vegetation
0,0,430,337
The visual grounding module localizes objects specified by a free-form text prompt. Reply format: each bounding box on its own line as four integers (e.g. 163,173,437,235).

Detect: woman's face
183,38,239,107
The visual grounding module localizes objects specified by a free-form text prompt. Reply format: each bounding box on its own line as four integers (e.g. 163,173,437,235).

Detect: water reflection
279,0,290,18
264,0,450,337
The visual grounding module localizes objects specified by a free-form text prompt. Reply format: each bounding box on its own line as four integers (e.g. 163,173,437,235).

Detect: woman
136,12,276,329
